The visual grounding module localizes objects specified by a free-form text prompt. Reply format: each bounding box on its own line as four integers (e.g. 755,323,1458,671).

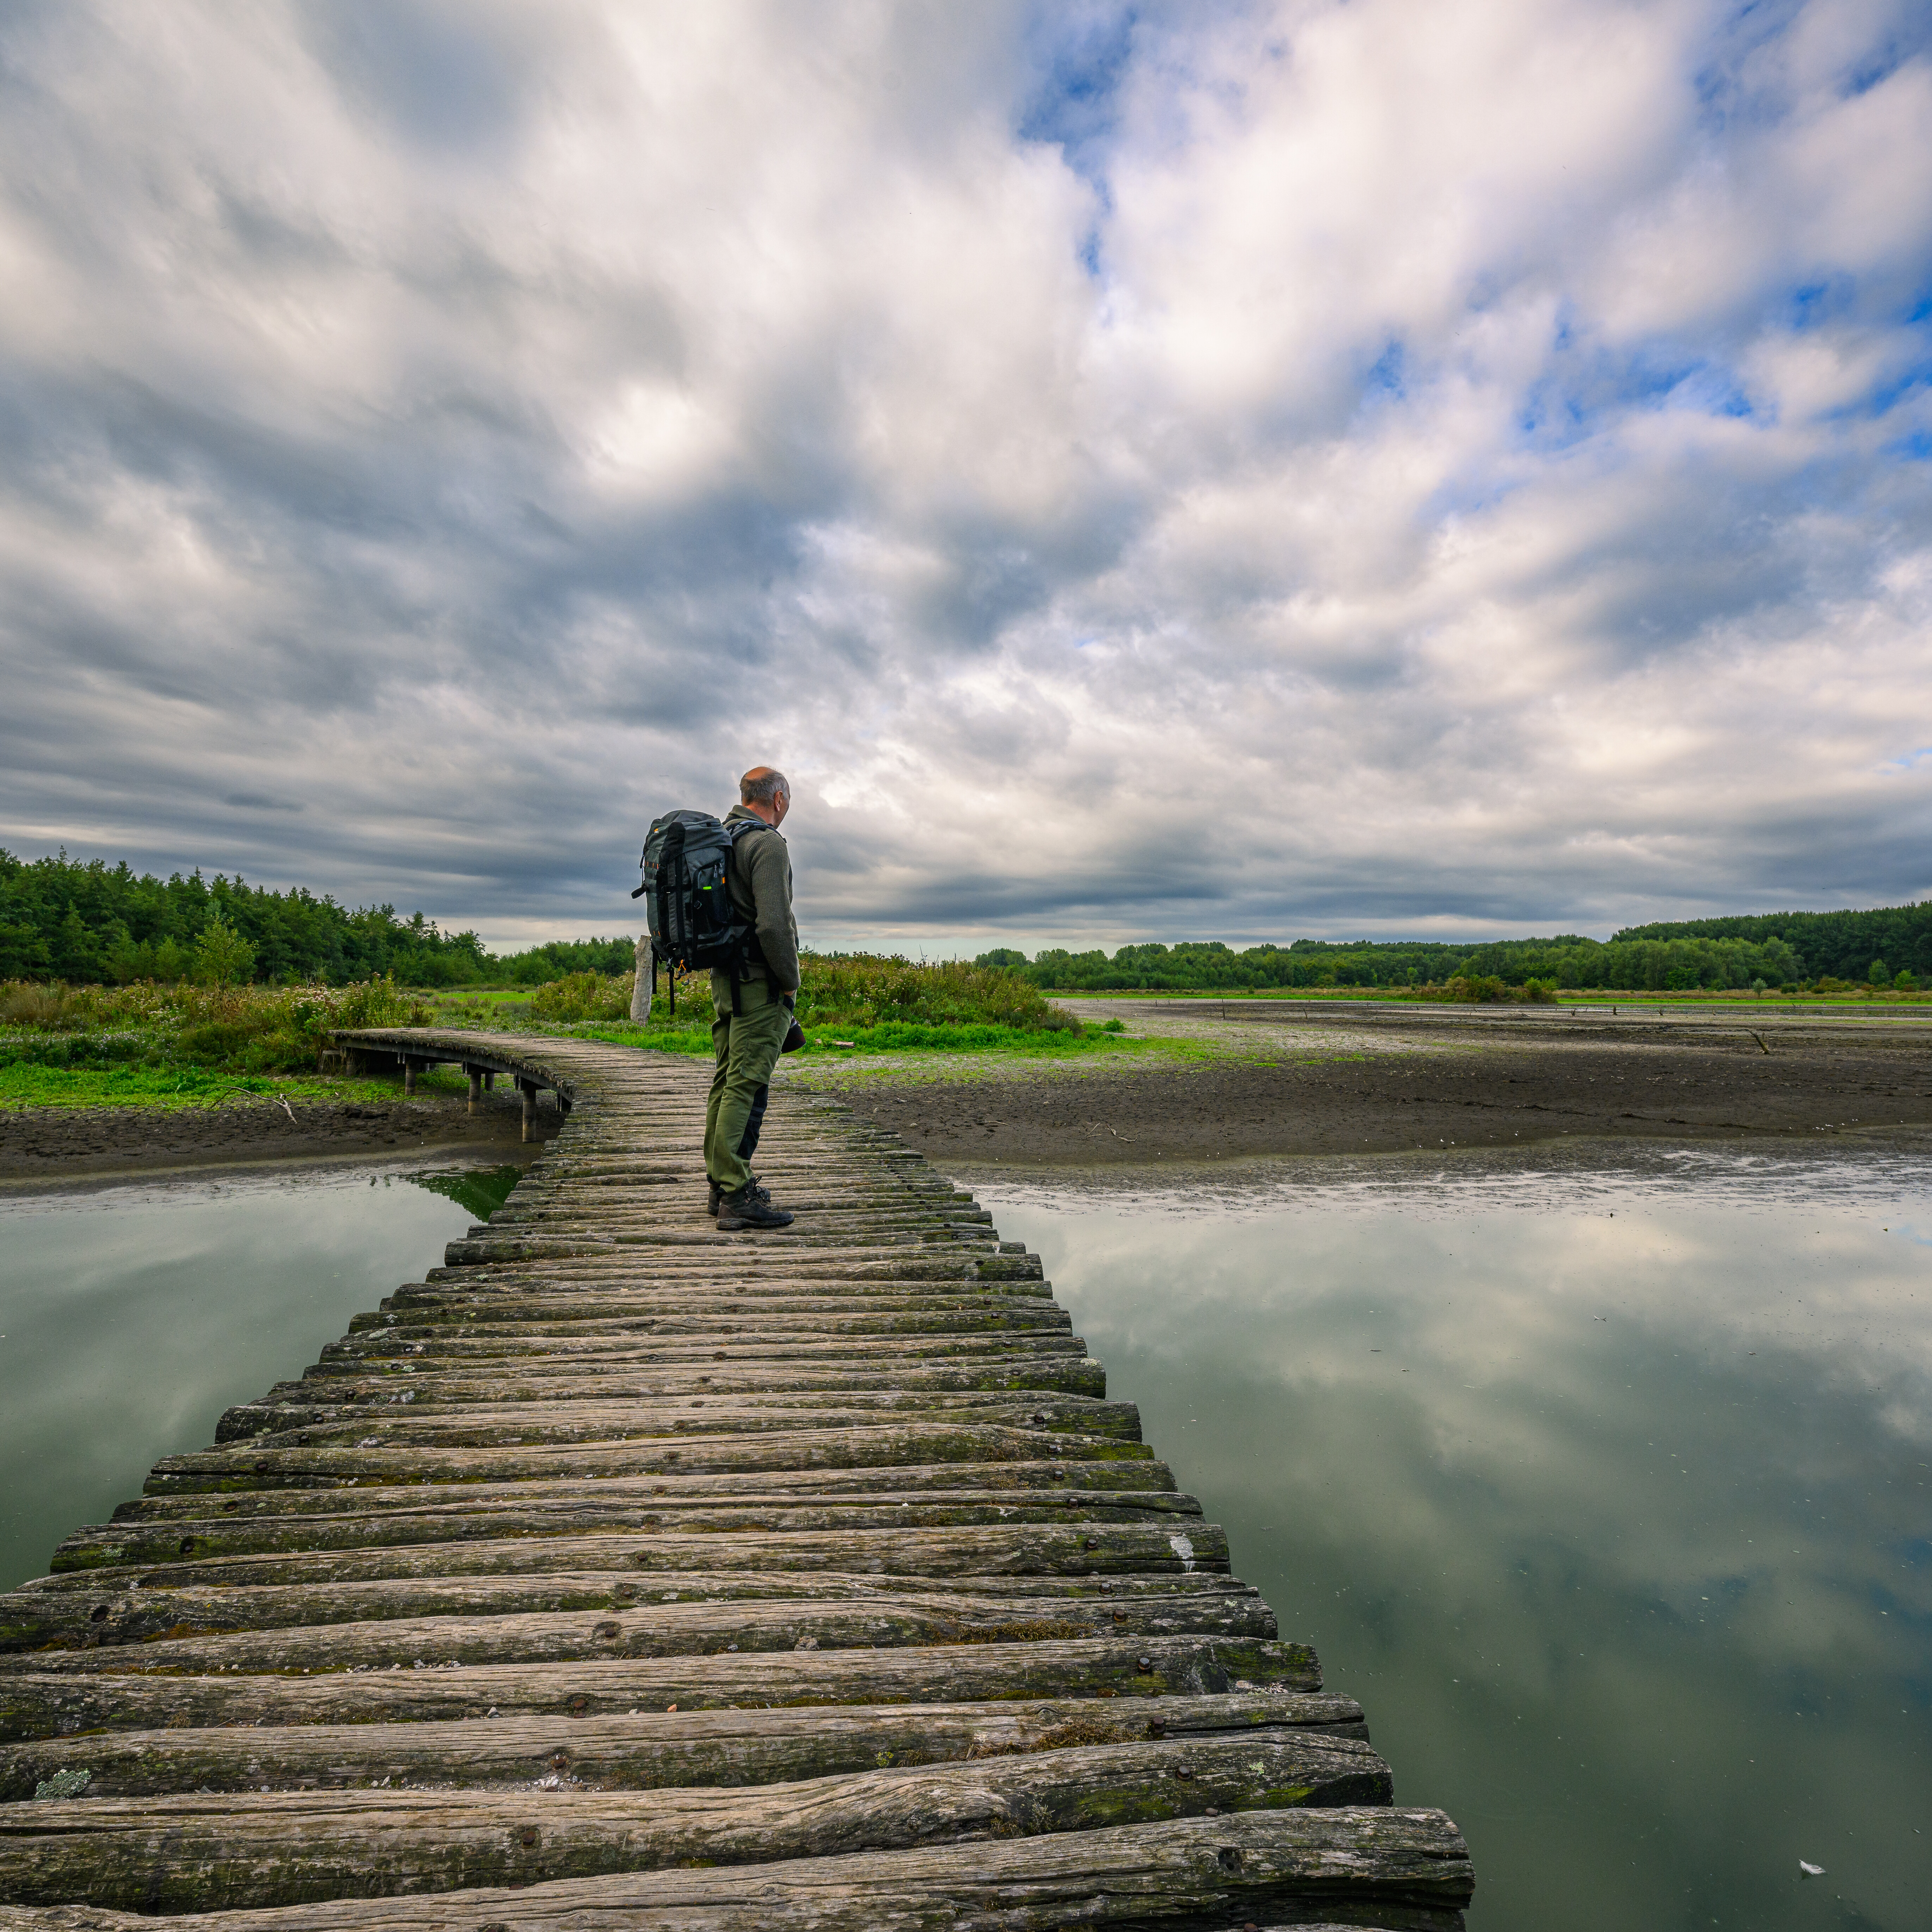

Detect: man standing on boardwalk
705,766,799,1230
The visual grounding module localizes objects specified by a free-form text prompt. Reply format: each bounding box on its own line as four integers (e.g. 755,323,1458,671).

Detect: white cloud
0,0,1928,952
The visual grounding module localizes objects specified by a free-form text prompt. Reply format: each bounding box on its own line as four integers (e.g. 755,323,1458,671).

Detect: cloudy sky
2,0,1929,954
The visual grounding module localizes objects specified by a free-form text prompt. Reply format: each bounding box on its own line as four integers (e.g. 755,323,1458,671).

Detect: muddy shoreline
827,1004,1932,1167
6,1005,1928,1183
0,1088,556,1185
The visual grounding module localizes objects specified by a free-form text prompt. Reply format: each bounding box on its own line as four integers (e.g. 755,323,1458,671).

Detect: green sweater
723,805,801,993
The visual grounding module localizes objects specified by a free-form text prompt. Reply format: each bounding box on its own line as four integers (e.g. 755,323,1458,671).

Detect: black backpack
631,810,766,1012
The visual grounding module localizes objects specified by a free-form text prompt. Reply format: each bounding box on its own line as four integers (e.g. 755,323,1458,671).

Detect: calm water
0,1163,517,1590
974,1147,1932,1932
3,1148,1925,1925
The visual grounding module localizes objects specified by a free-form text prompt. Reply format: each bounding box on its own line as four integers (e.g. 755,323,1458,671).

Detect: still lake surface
976,1146,1931,1932
0,1162,515,1594
0,1145,1925,1927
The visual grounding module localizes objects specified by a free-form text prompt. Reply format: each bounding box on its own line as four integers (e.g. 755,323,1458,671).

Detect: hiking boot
716,1185,793,1231
709,1176,769,1215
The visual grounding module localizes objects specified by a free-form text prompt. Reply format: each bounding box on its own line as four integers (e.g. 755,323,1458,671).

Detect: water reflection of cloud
974,1149,1932,1928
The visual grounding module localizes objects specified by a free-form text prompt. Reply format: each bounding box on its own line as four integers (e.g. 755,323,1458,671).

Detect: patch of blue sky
1789,277,1857,332
1884,430,1932,463
1513,339,1761,452
1842,39,1907,99
1017,3,1140,198
1689,0,1810,134
1828,359,1932,425
1364,338,1405,401
1515,383,1592,451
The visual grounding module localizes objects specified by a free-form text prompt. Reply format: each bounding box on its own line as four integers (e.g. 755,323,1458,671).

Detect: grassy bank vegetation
571,955,1107,1058
0,976,439,1110
0,954,1106,1107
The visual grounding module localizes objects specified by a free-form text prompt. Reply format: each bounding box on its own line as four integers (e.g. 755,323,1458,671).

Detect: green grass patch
0,1065,417,1111
579,1019,1139,1059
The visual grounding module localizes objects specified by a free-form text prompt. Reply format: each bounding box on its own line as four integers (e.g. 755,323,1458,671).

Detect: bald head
739,766,791,826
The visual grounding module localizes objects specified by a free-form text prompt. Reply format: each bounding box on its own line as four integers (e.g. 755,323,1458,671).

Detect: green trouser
704,975,789,1194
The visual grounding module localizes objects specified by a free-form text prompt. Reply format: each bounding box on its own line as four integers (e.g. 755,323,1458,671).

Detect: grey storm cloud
1,0,1931,956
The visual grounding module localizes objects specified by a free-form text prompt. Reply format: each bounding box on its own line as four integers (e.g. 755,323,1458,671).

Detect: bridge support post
403,1056,422,1096
518,1078,538,1143
464,1064,485,1115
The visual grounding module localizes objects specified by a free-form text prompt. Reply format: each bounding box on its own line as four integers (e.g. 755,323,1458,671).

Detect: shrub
1445,974,1509,1003
192,915,257,988
175,1020,256,1065
0,974,430,1075
1521,978,1559,1004
530,972,636,1023
0,983,75,1027
798,956,1069,1033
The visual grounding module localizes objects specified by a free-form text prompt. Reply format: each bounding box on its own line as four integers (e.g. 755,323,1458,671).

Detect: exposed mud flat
0,1087,554,1184
826,1002,1932,1167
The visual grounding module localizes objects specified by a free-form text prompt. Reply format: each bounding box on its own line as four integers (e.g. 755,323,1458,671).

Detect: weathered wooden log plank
0,1735,1394,1912
423,1234,1033,1263
373,1288,1061,1319
392,1282,1057,1313
5,1571,1261,1651
378,1293,1057,1325
55,1490,1202,1571
0,1808,1473,1930
484,1208,998,1234
442,1236,1028,1267
351,1314,1074,1344
442,1239,1041,1279
388,1281,1052,1311
10,1521,1229,1611
209,1393,1142,1450
0,1690,1367,1797
318,1331,1089,1365
0,1635,1319,1737
1,1570,1271,1656
236,1358,1108,1411
417,1253,1046,1287
331,1329,1086,1363
139,1423,1158,1494
98,1459,1180,1528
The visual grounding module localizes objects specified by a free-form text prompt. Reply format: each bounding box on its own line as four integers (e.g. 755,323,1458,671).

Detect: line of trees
12,844,1929,995
980,905,1932,993
0,849,632,987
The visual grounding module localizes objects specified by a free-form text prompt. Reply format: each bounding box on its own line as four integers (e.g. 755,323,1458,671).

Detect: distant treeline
980,900,1932,992
12,845,1931,994
0,849,632,987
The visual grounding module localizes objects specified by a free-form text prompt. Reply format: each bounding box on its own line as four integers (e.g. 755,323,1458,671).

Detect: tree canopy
979,905,1932,993
0,848,632,986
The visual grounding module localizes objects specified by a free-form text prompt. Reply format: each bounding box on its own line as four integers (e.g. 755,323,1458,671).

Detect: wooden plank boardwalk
0,1030,1473,1930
